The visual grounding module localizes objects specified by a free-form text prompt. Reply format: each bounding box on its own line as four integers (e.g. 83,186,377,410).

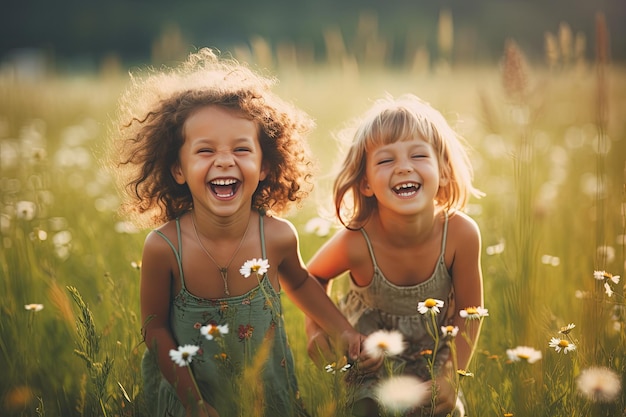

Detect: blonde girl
305,94,484,417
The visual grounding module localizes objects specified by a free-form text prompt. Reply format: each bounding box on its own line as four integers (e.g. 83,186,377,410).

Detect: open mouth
209,178,240,198
393,182,421,197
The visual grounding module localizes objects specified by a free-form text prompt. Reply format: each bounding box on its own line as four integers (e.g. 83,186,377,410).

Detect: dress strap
358,228,379,271
153,218,186,290
439,210,449,259
259,213,266,259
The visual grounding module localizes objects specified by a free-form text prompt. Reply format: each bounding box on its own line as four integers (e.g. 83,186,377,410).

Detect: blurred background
1,2,625,416
1,0,624,75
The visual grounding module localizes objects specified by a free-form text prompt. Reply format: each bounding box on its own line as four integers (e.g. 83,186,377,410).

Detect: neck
372,205,440,246
192,208,254,240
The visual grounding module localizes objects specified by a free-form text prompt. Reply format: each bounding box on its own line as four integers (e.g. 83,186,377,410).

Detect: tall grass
1,22,625,417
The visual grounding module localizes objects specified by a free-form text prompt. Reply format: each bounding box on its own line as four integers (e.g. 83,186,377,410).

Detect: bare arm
433,213,484,416
274,221,362,361
449,213,484,370
141,231,217,416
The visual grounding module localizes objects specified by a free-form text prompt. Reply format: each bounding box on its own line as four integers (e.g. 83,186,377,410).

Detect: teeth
394,183,418,191
211,178,237,186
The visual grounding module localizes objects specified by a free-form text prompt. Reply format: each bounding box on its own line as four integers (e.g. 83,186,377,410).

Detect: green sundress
141,214,308,416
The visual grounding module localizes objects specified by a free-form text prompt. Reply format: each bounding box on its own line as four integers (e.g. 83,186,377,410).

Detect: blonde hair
333,94,482,228
108,48,315,228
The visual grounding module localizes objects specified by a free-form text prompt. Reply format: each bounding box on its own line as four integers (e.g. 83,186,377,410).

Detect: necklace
191,212,251,296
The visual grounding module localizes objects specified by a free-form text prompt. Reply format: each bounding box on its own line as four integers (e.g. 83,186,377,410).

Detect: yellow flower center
558,340,569,348
424,298,437,308
251,265,260,272
376,342,389,351
209,326,220,336
466,307,478,314
517,353,530,360
182,352,190,360
445,325,454,332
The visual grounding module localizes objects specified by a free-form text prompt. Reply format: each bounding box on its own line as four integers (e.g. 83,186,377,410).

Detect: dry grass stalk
502,39,529,104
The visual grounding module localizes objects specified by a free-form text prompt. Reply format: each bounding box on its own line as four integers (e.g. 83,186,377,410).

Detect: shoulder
143,220,179,255
445,210,481,255
261,214,298,248
447,210,480,238
320,226,370,261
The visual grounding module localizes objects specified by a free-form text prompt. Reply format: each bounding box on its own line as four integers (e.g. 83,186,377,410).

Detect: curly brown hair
108,48,315,228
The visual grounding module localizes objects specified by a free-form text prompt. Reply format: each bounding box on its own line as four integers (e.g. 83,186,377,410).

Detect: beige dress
340,211,465,416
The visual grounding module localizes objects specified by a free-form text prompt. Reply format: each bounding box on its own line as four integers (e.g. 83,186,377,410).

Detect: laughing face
172,105,268,217
361,137,444,216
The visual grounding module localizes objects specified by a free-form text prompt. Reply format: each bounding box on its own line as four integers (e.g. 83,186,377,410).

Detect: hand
339,328,363,363
354,349,384,375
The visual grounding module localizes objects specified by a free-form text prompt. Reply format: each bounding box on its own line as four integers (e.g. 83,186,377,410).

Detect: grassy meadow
1,32,625,417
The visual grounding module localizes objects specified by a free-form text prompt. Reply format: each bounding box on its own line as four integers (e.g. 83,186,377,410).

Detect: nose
395,157,413,174
214,151,235,167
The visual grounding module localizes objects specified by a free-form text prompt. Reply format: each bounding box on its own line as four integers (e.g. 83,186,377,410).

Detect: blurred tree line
1,0,624,71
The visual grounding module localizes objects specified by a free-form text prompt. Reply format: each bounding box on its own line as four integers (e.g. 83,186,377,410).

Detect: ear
171,162,186,185
360,179,374,197
259,161,269,182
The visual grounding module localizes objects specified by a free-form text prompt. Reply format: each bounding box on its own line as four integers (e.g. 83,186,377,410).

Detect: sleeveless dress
141,215,308,417
340,211,465,416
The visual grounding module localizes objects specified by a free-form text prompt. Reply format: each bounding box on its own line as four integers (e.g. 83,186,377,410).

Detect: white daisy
24,304,44,312
559,323,576,335
577,366,622,403
169,345,200,367
417,298,444,315
441,325,459,338
200,323,229,340
459,306,489,320
375,375,429,413
549,337,576,354
363,329,405,359
239,258,270,278
506,346,543,364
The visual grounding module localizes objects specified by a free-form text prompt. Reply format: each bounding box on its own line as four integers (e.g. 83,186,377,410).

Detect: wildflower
375,375,429,413
363,329,405,359
596,246,616,264
457,369,474,377
24,304,44,312
593,270,620,284
130,261,142,270
486,241,505,255
324,362,352,374
16,201,36,221
559,323,576,335
417,298,444,315
506,346,542,364
169,345,200,367
200,323,229,340
239,258,270,278
549,337,576,354
576,366,622,403
541,254,560,266
604,282,614,297
460,306,489,319
441,325,459,338
419,349,433,358
304,217,332,237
